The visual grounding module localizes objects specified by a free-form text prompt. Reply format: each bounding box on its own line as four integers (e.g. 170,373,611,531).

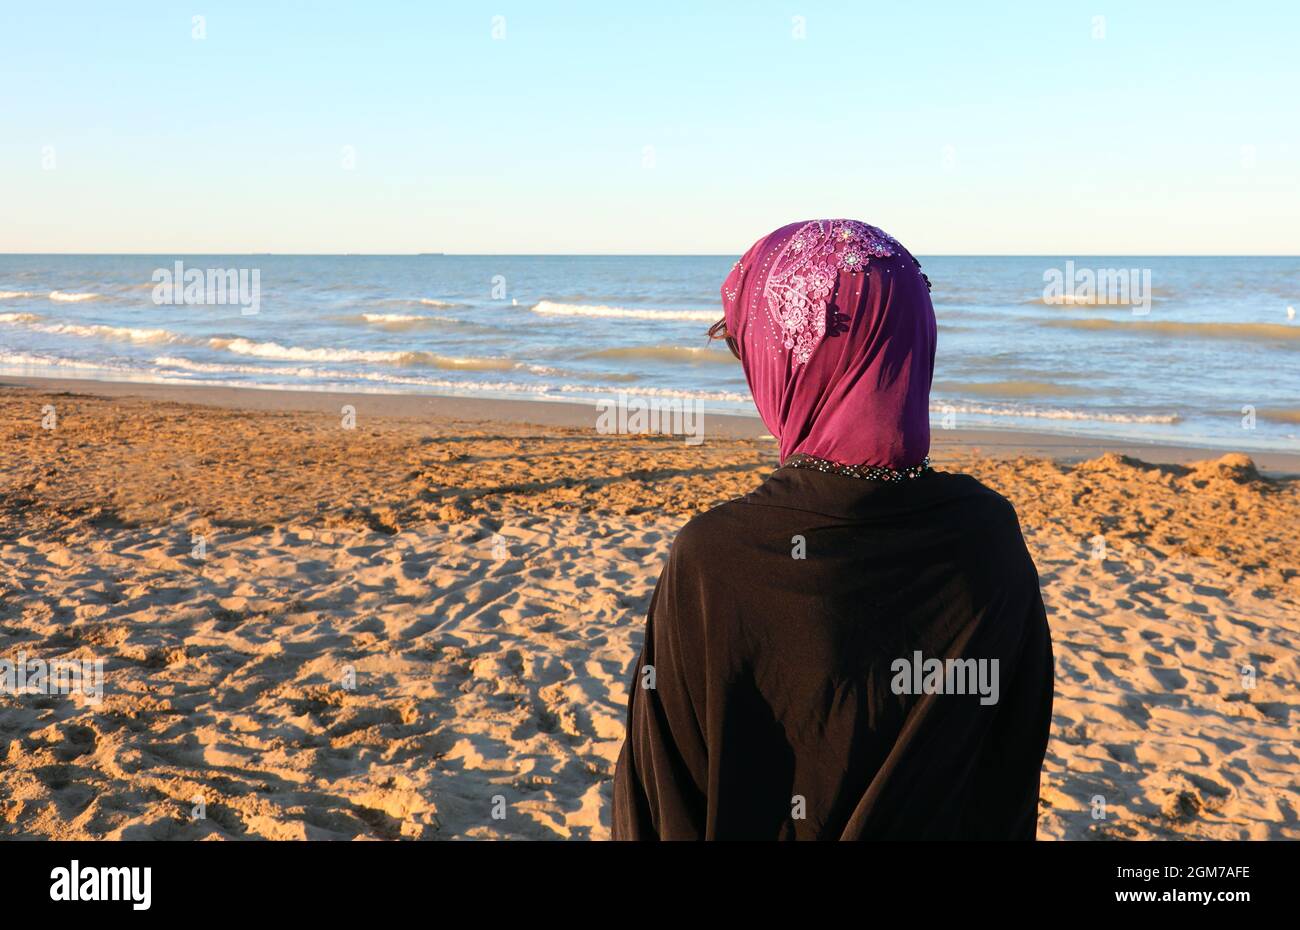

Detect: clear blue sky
2,1,1297,254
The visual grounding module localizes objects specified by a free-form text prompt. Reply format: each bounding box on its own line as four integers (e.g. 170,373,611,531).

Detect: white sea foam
0,348,749,406
0,290,41,300
531,300,716,322
356,311,463,329
156,356,297,376
51,323,188,344
932,401,1179,425
362,313,425,323
554,383,748,403
0,350,141,374
48,290,103,303
0,312,192,345
153,355,741,401
209,336,527,372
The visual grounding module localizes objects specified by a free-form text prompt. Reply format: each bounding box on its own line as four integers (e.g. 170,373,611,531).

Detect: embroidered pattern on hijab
765,220,899,365
719,219,937,469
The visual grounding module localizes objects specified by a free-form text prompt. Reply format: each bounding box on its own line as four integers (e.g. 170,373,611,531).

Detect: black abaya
612,465,1054,840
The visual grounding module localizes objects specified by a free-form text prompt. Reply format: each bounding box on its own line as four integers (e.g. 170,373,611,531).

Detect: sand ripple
1,388,1296,839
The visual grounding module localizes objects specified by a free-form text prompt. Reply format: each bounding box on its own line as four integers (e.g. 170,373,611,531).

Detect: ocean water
1,254,1297,452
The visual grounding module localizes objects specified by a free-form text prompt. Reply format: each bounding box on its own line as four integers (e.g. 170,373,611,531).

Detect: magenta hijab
720,219,936,469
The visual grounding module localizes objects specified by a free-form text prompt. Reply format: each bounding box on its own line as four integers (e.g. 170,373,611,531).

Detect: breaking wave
531,301,716,322
931,400,1180,425
0,312,193,345
206,337,524,371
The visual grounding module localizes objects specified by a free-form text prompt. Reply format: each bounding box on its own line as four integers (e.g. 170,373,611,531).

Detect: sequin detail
723,260,744,302
764,220,898,365
783,452,931,482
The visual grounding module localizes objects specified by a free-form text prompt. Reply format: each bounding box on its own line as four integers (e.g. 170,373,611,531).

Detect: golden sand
1,385,1296,839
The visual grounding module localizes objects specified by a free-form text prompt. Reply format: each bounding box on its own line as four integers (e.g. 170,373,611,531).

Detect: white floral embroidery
763,220,897,365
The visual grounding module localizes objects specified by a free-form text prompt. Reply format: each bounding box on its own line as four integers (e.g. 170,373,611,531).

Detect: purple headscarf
720,219,936,469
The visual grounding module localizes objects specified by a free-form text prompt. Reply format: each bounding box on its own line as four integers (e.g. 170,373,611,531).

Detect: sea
1,254,1297,452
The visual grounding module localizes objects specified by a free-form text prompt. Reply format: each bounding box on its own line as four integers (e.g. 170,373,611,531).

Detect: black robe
612,465,1054,840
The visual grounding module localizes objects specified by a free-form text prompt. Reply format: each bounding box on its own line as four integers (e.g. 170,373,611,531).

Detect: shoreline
5,374,1299,475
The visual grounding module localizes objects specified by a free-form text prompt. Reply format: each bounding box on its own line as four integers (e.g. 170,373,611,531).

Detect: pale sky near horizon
3,1,1298,255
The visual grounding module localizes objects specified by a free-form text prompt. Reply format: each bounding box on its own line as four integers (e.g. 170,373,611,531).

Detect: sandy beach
1,376,1297,840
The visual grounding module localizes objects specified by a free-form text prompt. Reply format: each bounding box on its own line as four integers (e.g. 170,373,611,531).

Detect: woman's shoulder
927,470,1022,522
926,470,1039,581
666,495,751,556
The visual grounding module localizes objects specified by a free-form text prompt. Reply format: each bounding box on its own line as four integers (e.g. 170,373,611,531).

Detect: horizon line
3,252,1300,259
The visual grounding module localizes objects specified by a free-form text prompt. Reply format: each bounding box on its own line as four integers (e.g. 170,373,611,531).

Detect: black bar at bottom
0,839,1287,917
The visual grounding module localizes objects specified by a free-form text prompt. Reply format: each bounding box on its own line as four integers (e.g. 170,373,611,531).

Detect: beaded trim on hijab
783,453,931,482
